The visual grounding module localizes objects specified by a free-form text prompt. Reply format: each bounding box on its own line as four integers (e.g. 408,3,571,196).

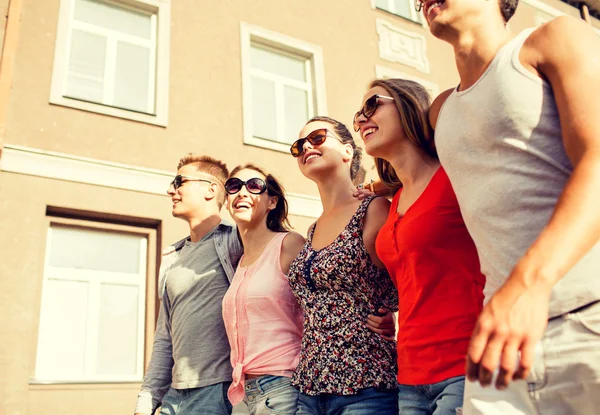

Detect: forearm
135,303,174,414
509,152,600,291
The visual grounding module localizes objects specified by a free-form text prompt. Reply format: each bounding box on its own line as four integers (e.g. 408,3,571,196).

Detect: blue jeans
296,387,398,415
159,382,233,415
397,375,465,415
243,375,299,415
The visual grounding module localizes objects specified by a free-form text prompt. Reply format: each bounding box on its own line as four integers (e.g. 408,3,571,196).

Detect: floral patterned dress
288,197,398,396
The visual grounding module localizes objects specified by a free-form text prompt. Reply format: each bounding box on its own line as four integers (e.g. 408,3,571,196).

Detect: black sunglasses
290,128,342,158
415,0,424,12
224,177,267,195
353,94,395,132
171,175,213,190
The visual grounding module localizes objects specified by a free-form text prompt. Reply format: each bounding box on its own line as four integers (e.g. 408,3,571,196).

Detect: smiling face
167,164,217,220
296,121,354,182
355,86,405,159
226,168,277,228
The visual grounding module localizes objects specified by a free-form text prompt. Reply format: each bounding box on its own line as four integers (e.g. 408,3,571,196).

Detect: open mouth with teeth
234,201,252,210
362,127,377,140
426,0,444,17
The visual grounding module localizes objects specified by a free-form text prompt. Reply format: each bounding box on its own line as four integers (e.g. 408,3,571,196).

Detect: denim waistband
245,375,292,398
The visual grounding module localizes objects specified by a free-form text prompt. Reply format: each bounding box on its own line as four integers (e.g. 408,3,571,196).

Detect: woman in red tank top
353,78,485,415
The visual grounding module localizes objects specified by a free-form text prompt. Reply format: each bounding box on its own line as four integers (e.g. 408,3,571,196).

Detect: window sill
49,95,168,127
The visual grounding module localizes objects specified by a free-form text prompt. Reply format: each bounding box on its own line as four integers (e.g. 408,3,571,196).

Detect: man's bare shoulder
429,88,455,129
523,16,599,68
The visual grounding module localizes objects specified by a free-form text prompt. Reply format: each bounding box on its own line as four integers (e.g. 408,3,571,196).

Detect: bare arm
280,231,306,275
467,16,600,390
362,196,392,269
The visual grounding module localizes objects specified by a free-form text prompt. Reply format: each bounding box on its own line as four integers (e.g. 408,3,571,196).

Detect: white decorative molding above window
375,65,440,97
376,19,429,73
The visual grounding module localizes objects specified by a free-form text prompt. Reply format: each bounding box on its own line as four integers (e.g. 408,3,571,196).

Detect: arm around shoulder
280,231,306,275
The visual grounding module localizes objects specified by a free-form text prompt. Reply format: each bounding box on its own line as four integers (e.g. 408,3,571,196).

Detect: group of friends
133,0,600,413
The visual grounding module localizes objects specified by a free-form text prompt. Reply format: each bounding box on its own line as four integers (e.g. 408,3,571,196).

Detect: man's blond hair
177,154,228,207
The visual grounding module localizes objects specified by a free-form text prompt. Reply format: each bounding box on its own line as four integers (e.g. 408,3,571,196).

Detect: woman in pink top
222,163,306,415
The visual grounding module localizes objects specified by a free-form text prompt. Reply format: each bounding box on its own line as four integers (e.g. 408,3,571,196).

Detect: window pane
251,76,277,141
376,0,391,10
74,0,153,40
35,279,89,380
66,29,106,103
49,226,142,274
96,284,139,376
250,45,306,82
394,0,412,18
284,86,309,145
113,41,151,113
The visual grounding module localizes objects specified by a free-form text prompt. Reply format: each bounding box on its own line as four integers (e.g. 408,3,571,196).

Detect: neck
386,143,440,189
313,170,357,213
187,212,222,243
447,20,512,89
236,220,276,258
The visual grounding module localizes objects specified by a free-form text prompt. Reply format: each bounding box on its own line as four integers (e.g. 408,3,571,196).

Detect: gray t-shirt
436,28,600,318
166,229,232,388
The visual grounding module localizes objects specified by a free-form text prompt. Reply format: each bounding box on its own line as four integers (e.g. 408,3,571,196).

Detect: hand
466,272,551,390
366,307,396,341
353,181,376,200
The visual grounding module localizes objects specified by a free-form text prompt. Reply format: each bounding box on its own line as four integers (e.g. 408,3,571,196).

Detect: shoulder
282,231,306,255
364,196,391,228
429,88,455,129
162,237,187,256
524,17,600,69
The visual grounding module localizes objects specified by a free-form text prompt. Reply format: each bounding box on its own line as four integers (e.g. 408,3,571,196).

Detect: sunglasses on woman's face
290,128,341,158
414,0,424,12
224,177,267,195
352,94,395,132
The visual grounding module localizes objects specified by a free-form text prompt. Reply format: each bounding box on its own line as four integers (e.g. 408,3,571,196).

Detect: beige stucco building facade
0,0,597,414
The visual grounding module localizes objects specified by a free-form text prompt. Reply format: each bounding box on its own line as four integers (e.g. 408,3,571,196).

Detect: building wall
0,0,598,414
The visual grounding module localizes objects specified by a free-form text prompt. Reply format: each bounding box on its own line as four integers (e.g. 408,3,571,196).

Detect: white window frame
375,65,440,97
49,0,170,126
33,221,149,383
240,22,327,153
371,0,425,25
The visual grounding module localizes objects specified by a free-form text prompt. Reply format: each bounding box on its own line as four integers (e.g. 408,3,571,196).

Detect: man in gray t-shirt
134,155,242,415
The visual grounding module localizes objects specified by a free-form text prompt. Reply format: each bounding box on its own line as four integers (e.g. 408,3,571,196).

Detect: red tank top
376,167,485,385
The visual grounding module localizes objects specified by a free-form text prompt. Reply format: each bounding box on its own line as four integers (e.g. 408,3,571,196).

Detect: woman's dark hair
368,78,436,194
229,164,292,232
305,116,363,183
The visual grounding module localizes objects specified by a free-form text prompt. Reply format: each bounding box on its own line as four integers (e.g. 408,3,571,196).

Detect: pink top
222,232,304,405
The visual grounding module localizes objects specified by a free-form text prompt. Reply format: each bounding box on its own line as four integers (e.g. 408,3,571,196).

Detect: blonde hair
177,154,229,207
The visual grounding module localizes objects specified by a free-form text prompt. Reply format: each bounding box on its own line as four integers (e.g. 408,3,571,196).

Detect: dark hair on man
229,164,292,232
177,154,229,207
368,78,436,194
500,0,518,22
305,116,363,183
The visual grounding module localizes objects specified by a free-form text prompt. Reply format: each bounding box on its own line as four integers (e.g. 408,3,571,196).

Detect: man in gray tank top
134,155,243,415
419,0,600,412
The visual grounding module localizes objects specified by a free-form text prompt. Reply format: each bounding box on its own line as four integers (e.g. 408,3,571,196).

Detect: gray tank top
436,28,600,318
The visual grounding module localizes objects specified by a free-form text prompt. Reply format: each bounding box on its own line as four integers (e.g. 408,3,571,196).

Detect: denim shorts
397,375,465,415
160,381,233,415
296,386,398,415
243,374,299,415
